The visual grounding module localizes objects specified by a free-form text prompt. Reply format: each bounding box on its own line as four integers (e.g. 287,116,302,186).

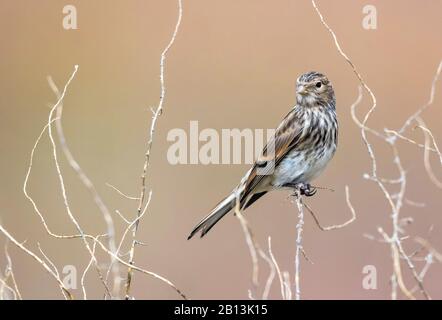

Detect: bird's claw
299,184,317,197
286,183,317,197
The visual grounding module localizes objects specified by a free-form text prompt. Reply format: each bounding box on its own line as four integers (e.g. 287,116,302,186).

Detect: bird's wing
241,107,303,202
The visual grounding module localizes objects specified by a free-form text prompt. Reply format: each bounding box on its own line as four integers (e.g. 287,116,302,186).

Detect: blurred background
0,0,441,299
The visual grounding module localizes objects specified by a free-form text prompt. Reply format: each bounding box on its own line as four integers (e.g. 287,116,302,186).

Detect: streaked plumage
188,71,338,239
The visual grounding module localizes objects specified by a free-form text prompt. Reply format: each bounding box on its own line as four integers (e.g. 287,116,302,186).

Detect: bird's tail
187,192,237,239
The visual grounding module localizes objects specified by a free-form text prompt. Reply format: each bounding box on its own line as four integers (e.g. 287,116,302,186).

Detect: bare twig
397,60,442,135
396,239,431,300
384,129,438,153
304,186,356,231
378,228,415,300
37,243,69,300
313,1,396,214
350,86,384,139
106,191,153,287
414,125,442,165
259,239,276,300
267,237,285,300
23,118,85,239
114,210,131,224
293,190,304,300
404,199,426,208
37,244,59,276
0,277,16,300
106,183,140,201
312,0,440,300
282,271,292,300
48,74,120,297
81,236,102,300
125,0,183,299
46,65,111,297
24,68,112,298
0,224,73,299
4,244,22,300
91,236,187,299
415,117,442,188
415,238,442,263
234,192,259,295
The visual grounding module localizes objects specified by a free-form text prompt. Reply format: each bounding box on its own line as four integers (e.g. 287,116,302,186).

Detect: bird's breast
272,111,337,188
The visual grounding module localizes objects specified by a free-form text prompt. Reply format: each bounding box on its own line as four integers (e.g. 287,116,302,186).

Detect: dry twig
312,0,440,300
304,186,356,231
0,224,73,299
125,0,183,299
47,75,120,297
293,190,304,300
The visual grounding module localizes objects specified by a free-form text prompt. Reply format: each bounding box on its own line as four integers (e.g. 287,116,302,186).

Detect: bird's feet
284,182,317,197
299,183,317,197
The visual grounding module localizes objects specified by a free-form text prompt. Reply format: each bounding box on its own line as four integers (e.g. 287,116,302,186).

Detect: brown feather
242,108,303,202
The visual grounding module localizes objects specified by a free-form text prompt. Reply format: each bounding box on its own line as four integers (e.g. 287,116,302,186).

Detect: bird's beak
297,85,307,96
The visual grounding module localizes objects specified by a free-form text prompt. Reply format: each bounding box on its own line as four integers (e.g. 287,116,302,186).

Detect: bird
188,71,338,239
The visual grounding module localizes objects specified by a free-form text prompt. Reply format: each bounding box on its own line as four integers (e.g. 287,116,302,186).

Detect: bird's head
296,71,335,108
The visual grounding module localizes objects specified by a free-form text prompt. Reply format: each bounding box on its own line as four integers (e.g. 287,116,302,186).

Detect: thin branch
378,228,415,300
404,198,426,208
397,60,442,135
304,185,356,231
125,0,183,299
0,277,16,300
37,244,59,276
415,124,442,165
416,117,442,188
350,86,384,139
106,191,152,287
312,0,439,300
396,239,431,300
46,65,112,298
282,271,292,300
312,0,397,214
91,236,187,300
106,183,140,201
0,224,73,299
81,236,101,300
415,237,442,263
4,244,22,300
293,191,304,300
259,241,275,300
37,243,69,300
234,192,259,295
410,254,433,294
23,118,84,239
114,210,131,224
268,237,285,300
48,76,120,296
384,129,438,153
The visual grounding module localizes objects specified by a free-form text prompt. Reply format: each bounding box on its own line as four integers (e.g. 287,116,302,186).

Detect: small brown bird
188,71,338,239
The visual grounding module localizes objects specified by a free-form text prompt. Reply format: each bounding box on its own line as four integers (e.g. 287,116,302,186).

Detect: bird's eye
315,81,322,88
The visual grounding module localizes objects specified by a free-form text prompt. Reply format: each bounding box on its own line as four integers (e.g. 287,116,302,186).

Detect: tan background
0,0,441,299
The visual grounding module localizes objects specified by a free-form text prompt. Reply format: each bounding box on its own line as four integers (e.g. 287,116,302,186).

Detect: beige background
0,0,441,299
